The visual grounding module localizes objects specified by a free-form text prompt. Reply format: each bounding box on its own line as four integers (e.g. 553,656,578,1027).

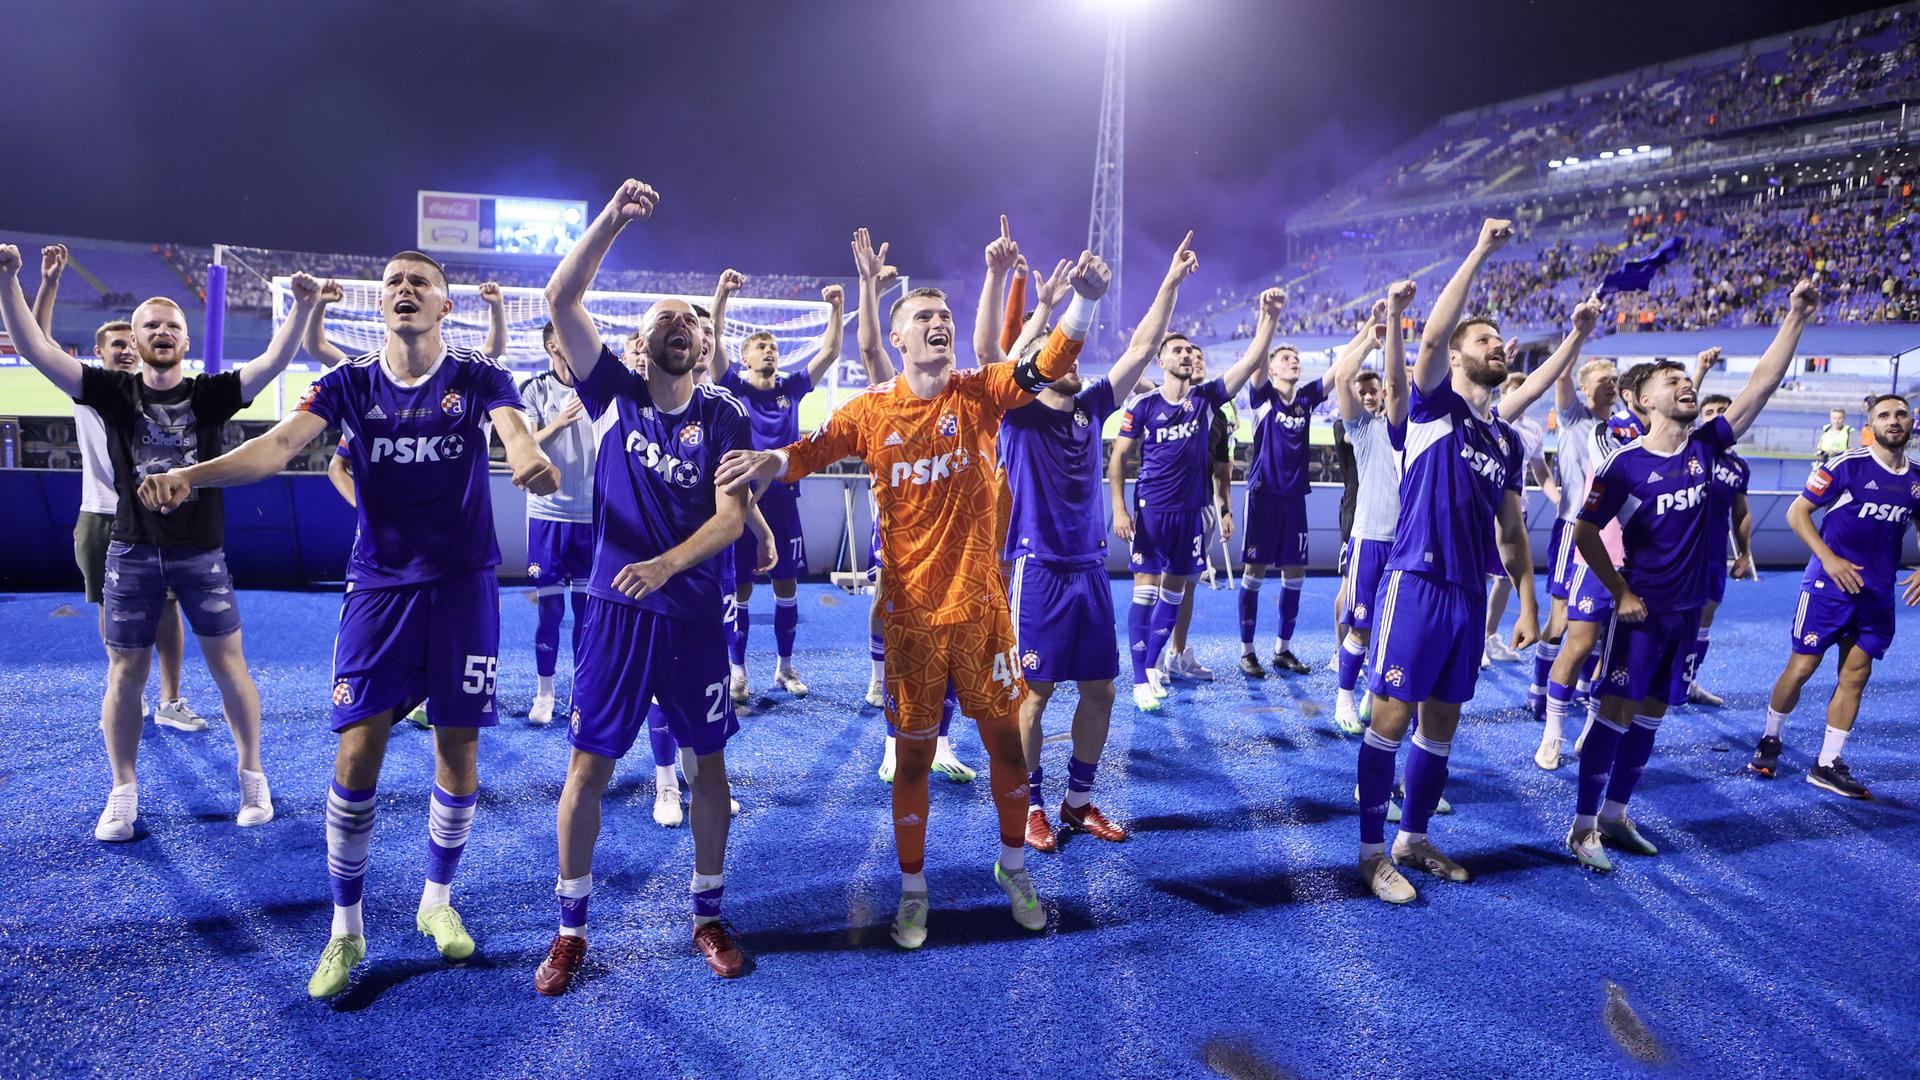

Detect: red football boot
534,934,587,996
693,921,746,978
1025,807,1057,853
1059,800,1128,842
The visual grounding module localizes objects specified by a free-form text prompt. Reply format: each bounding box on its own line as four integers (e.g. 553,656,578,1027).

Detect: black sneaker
1806,758,1870,799
1747,735,1783,778
1270,649,1312,676
1238,653,1268,678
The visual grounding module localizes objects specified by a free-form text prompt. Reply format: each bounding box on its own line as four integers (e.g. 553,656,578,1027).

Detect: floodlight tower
1087,11,1126,357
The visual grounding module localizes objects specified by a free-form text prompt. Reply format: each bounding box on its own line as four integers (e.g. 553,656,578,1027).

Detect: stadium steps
1476,162,1530,197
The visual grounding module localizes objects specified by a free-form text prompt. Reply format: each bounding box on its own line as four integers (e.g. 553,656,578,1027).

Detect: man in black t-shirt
0,244,321,843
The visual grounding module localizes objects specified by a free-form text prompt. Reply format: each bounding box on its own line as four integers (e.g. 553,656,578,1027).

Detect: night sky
0,0,1894,286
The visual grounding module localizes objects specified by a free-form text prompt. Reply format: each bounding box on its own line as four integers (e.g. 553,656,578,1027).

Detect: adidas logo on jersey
884,432,904,447
369,434,466,463
364,404,388,420
625,431,705,488
1866,479,1880,490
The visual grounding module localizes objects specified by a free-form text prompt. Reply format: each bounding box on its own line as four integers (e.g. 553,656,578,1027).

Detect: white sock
900,870,926,894
1336,687,1355,711
1276,638,1290,654
1395,830,1425,847
1573,813,1598,833
871,658,885,681
934,735,955,758
998,843,1025,872
730,662,747,679
332,901,363,938
1543,695,1567,744
1599,799,1629,822
421,878,450,909
537,675,555,698
1764,707,1790,739
656,764,679,794
1819,725,1849,767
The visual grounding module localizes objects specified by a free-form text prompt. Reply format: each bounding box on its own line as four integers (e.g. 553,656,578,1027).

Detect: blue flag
1596,236,1689,299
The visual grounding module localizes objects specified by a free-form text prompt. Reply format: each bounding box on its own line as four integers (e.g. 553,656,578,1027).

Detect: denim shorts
103,542,241,650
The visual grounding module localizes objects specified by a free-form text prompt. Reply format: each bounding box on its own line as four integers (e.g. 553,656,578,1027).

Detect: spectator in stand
1816,409,1857,461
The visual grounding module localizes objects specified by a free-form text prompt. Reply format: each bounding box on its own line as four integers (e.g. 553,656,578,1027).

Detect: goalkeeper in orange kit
718,218,1105,949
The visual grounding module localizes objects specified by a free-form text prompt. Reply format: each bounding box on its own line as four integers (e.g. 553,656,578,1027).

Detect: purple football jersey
1120,378,1229,512
719,367,814,451
576,346,749,624
1578,416,1739,610
1245,379,1328,497
1388,380,1517,589
1000,378,1120,566
298,348,521,589
1801,448,1920,593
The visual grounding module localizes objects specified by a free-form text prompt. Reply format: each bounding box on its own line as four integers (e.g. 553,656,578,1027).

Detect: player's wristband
1060,294,1097,340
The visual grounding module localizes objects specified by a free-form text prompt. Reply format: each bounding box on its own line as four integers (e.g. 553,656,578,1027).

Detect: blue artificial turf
0,575,1915,1078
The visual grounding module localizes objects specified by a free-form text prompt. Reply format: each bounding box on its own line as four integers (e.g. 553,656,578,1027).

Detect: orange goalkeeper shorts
882,606,1024,740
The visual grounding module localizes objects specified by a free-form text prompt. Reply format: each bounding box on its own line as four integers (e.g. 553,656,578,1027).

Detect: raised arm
715,395,865,495
305,280,355,368
1691,346,1722,396
238,272,322,400
974,215,1021,367
1381,279,1416,427
1498,299,1600,423
0,245,85,395
850,228,894,384
1416,218,1513,393
547,179,659,386
1221,287,1287,398
803,284,846,386
707,269,744,381
478,282,508,358
1724,280,1817,438
999,255,1028,354
1007,259,1072,364
30,244,66,336
139,411,332,511
1110,233,1199,400
1330,301,1387,422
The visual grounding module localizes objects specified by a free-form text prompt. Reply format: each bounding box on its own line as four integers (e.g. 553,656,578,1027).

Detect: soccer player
1750,392,1918,798
0,245,315,841
1166,345,1237,679
1110,289,1282,711
29,244,199,730
1004,232,1197,851
308,278,509,364
718,220,1095,949
1238,332,1335,677
1355,219,1540,905
1680,349,1750,706
536,180,752,990
136,249,562,996
520,322,596,725
706,269,846,701
1566,280,1817,871
1529,355,1621,718
1330,292,1409,735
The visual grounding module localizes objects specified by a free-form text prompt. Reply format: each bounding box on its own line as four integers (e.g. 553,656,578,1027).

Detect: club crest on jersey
1609,667,1629,686
1074,410,1089,428
1022,650,1039,670
1384,666,1404,687
1577,595,1595,614
679,421,703,448
1910,482,1920,499
938,412,958,437
1687,457,1704,476
441,392,464,417
1802,632,1820,647
332,680,354,706
527,563,542,579
1354,602,1368,620
775,395,790,411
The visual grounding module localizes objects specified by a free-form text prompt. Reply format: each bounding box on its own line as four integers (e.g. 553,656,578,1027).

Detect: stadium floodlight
1637,145,1652,153
1600,151,1615,159
1617,147,1634,156
1548,159,1563,168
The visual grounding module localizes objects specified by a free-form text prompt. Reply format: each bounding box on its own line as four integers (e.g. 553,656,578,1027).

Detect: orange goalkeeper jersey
780,327,1081,624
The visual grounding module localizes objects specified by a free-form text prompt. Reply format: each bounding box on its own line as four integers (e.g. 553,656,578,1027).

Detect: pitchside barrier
0,466,1902,591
